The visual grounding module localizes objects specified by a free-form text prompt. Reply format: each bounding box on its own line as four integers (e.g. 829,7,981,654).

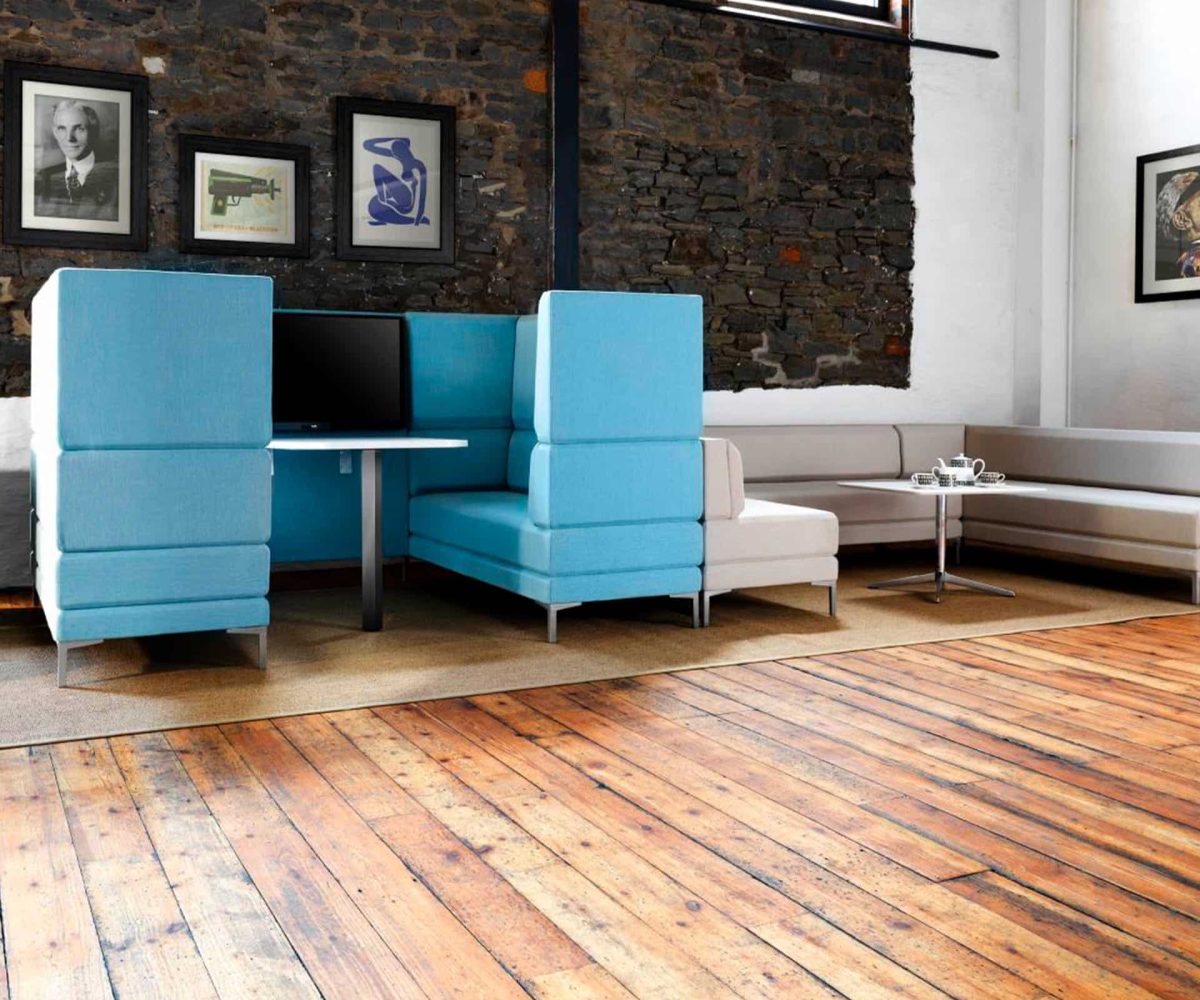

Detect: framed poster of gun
179,134,310,257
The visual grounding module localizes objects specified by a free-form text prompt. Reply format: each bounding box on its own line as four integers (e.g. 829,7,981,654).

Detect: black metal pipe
634,0,1000,59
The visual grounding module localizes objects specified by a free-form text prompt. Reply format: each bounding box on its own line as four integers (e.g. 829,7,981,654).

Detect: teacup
911,472,937,487
976,471,1006,486
934,470,956,487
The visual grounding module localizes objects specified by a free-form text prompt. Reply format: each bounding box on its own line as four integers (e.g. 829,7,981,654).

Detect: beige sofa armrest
701,437,746,521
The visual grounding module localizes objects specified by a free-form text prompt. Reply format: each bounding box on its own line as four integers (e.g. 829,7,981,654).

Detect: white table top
838,480,1047,496
269,435,468,451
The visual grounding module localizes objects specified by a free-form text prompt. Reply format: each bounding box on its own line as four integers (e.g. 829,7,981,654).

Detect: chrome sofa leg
954,537,962,566
670,592,702,628
813,580,838,617
56,639,102,688
700,589,728,627
541,602,581,644
1192,572,1200,606
228,626,268,669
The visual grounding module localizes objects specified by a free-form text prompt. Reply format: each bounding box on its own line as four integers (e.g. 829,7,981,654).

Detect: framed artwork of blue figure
336,97,455,263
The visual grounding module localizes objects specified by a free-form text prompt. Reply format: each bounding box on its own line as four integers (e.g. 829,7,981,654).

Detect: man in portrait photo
1156,169,1200,279
33,98,119,221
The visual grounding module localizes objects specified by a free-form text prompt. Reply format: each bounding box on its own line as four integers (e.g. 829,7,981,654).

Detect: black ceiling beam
635,0,1000,59
551,0,580,290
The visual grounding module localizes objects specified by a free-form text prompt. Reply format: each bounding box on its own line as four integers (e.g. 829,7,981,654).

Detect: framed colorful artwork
179,134,310,258
1136,143,1200,303
335,96,455,264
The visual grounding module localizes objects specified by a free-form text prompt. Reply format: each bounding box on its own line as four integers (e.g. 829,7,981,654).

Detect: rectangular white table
269,435,468,630
838,480,1046,602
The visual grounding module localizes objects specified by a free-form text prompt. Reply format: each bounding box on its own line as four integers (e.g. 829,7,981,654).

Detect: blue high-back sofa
32,269,273,684
273,290,704,639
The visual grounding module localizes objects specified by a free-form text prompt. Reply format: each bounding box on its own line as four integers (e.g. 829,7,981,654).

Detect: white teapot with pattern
934,453,986,484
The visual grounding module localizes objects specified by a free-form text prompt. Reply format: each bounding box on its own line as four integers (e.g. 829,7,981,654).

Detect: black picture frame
335,96,456,264
179,135,310,258
1135,142,1200,304
2,60,148,251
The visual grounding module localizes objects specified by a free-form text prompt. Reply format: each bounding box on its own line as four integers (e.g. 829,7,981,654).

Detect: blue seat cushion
38,544,269,610
410,536,700,606
410,491,701,576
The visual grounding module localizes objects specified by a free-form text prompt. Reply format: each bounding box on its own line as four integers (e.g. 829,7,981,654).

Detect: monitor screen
272,312,408,431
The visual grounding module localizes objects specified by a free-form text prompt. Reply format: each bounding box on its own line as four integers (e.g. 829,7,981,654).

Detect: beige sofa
706,423,966,546
701,437,838,625
707,423,1200,603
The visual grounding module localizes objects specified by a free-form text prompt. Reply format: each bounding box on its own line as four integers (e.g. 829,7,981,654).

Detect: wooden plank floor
3,615,1200,999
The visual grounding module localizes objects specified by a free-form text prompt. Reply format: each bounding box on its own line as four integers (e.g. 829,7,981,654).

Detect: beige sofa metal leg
701,590,729,627
1192,572,1200,606
813,580,837,617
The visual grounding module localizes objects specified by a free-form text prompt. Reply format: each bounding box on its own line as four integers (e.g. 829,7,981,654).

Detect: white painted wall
1069,0,1200,430
705,0,1021,426
1012,0,1074,427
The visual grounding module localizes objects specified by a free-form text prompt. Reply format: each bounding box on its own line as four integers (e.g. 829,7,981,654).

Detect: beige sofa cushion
966,425,1200,496
701,437,745,520
705,425,900,483
896,423,966,476
965,481,1200,548
748,480,962,523
704,499,838,564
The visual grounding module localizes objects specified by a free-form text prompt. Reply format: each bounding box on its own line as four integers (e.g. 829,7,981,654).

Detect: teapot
934,453,986,483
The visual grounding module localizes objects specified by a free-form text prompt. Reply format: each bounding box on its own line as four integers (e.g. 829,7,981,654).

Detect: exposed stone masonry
581,2,914,390
0,0,913,395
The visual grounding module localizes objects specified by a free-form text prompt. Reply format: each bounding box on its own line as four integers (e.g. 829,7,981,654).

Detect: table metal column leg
934,493,946,603
362,448,383,631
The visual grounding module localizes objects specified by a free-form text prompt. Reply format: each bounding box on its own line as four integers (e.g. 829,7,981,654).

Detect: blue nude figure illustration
363,136,430,227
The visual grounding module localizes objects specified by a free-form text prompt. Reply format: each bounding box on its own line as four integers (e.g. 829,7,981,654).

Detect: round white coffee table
838,480,1046,602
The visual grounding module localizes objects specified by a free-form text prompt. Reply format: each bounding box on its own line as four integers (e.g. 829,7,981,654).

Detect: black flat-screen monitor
273,311,408,432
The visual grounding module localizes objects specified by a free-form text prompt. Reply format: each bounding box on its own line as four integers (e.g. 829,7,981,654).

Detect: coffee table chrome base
867,493,1014,603
866,571,1014,603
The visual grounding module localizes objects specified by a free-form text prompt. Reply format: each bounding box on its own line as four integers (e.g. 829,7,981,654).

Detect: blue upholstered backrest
406,312,518,495
507,315,538,492
528,291,703,528
32,267,274,556
32,269,273,450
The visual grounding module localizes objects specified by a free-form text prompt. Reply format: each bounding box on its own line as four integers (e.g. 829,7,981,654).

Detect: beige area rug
0,551,1196,748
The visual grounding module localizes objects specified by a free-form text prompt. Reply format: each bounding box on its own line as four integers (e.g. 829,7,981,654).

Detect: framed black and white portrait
179,135,310,258
2,61,148,251
335,97,455,264
1136,143,1200,303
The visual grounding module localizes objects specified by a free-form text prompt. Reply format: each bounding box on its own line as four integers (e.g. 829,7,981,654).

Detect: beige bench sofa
707,423,1200,603
707,423,966,547
701,437,838,625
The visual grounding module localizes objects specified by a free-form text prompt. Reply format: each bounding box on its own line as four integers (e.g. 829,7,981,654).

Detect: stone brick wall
0,0,551,395
580,2,914,391
0,0,913,396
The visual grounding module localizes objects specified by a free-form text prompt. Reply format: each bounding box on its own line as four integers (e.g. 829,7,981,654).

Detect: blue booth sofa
32,269,273,685
273,290,705,640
